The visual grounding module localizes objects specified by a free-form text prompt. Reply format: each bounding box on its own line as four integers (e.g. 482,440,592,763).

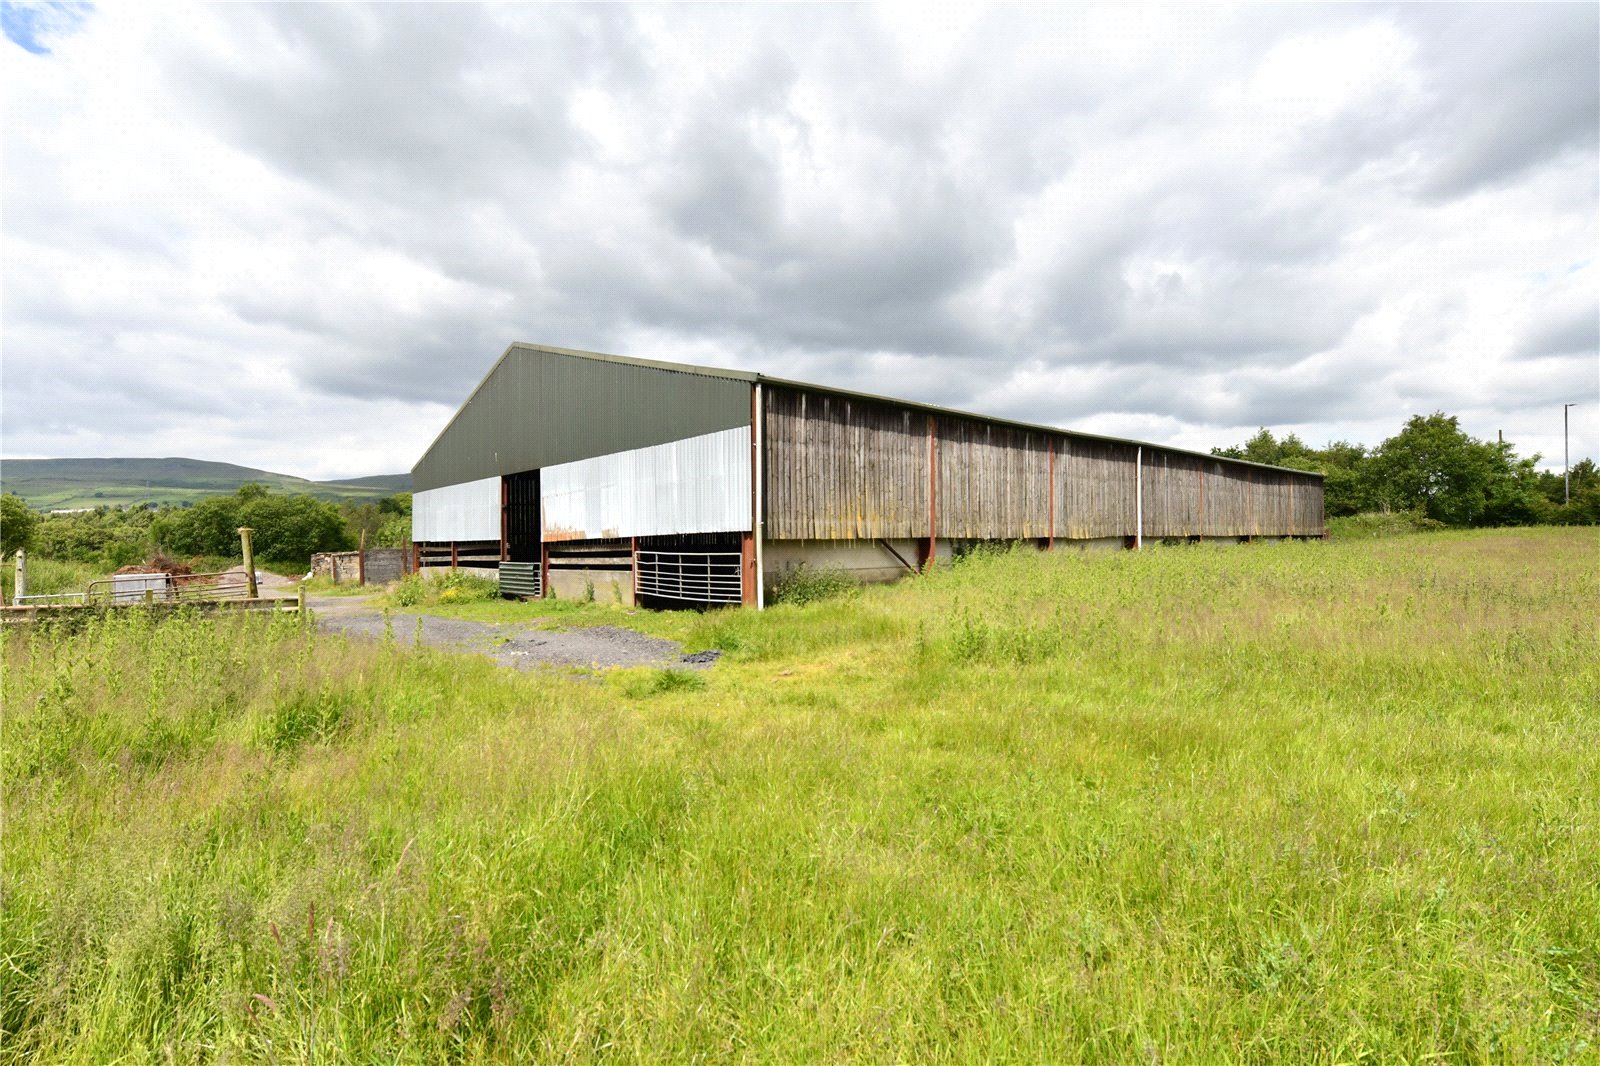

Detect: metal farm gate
635,550,743,605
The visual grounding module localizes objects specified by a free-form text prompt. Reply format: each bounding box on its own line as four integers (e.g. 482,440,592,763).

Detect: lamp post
1564,403,1576,505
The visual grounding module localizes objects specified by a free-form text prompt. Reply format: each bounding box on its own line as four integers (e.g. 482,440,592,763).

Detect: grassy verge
3,528,1596,1062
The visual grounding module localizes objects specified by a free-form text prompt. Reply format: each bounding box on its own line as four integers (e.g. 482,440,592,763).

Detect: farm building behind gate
412,343,1326,607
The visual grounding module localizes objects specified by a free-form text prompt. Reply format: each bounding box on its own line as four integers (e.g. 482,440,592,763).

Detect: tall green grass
3,528,1596,1063
0,557,108,602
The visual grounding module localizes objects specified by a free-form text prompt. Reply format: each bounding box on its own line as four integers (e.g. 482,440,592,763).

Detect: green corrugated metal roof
412,343,753,492
414,342,1324,489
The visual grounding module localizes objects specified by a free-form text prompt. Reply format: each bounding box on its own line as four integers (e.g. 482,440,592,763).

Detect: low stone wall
311,548,412,585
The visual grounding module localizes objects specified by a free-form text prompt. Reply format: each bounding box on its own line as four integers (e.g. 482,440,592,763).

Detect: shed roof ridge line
415,341,1324,482
411,342,758,472
750,373,1326,480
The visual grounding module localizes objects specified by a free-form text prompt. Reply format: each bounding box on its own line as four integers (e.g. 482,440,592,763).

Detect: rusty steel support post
450,541,459,570
540,543,550,599
412,542,420,575
740,532,757,607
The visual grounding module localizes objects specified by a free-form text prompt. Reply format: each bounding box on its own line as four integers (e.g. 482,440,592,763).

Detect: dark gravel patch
313,604,711,673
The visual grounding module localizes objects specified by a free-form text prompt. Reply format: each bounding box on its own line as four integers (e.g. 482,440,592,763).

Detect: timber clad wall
1058,438,1139,539
936,418,1052,539
1140,451,1203,539
761,384,1324,541
1294,476,1323,534
763,388,929,540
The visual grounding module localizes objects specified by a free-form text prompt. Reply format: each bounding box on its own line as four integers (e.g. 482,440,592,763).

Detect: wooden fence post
358,530,367,587
237,528,258,598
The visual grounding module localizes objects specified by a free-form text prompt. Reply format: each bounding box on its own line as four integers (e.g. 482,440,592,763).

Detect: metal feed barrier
498,561,542,599
635,550,743,605
13,592,86,606
83,571,254,605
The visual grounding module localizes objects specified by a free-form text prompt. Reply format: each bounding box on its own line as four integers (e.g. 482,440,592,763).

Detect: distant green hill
0,457,412,511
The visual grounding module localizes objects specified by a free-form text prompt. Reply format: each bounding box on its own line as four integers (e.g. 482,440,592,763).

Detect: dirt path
308,593,716,672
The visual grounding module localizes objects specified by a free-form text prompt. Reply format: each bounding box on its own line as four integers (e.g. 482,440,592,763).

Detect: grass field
3,528,1596,1063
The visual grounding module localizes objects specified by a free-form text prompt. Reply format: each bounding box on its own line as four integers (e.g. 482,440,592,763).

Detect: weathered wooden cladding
1057,438,1139,539
1196,461,1324,537
936,417,1052,539
1295,477,1325,535
1140,450,1205,538
763,386,929,540
765,383,1323,541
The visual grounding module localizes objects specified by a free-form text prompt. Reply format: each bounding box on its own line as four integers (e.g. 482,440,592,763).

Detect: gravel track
310,597,715,672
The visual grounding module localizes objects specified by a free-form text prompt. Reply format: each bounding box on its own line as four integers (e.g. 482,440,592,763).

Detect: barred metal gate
635,550,743,605
498,561,542,599
84,571,252,604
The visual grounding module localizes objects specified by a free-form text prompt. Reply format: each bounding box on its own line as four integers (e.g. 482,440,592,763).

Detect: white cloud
2,2,1595,480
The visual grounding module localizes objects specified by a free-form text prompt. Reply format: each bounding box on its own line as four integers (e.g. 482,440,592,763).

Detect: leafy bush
436,571,499,601
387,570,500,608
153,485,353,564
1327,511,1446,539
390,574,428,606
770,564,857,607
2,493,39,558
31,507,157,568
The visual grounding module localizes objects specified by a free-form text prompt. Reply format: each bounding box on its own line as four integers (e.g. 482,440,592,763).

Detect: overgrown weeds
388,570,500,608
1328,509,1446,538
769,563,857,606
4,528,1596,1062
619,667,707,698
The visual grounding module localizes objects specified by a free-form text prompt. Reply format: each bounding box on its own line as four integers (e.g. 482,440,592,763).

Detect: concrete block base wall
418,565,500,580
548,568,635,606
762,539,937,590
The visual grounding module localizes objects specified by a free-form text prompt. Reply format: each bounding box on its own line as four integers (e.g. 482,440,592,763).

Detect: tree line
1213,412,1598,527
0,484,413,568
2,412,1594,569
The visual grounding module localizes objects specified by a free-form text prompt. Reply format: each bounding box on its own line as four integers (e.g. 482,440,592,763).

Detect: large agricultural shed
412,343,1325,608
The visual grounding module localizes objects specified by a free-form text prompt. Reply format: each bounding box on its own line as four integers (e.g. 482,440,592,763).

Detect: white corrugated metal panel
542,426,751,541
413,475,501,542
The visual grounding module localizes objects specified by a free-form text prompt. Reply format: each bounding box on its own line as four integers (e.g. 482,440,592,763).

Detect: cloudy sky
4,2,1596,480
